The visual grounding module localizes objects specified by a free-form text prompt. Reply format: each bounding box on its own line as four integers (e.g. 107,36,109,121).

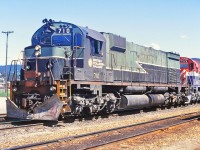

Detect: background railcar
180,57,200,95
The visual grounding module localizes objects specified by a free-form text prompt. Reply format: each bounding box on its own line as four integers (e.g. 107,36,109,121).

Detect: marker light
46,62,53,70
13,87,17,92
50,86,56,91
26,64,31,70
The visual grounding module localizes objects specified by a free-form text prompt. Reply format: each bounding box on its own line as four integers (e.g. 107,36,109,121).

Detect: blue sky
0,0,200,65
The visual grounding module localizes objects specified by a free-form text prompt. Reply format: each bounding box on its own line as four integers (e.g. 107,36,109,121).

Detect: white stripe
180,69,186,76
187,72,200,76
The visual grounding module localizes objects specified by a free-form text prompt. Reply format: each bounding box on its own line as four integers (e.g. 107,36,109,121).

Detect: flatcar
6,19,195,120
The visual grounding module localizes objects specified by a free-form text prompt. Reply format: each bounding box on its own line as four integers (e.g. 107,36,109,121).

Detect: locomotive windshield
180,64,188,69
52,34,72,46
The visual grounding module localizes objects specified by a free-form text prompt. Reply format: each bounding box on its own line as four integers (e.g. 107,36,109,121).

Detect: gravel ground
0,104,200,149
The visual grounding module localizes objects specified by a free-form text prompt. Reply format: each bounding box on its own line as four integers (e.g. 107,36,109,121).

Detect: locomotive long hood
6,94,63,120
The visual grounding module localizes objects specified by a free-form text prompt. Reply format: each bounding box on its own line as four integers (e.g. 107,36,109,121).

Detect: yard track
0,122,44,131
0,119,52,132
0,113,6,118
6,111,200,150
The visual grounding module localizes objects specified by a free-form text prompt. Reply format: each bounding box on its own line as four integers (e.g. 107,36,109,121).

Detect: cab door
89,38,105,81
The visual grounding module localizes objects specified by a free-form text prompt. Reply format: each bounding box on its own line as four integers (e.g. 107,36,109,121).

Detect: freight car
6,19,193,120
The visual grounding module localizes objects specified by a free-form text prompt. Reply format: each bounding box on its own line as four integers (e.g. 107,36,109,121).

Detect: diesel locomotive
6,19,197,120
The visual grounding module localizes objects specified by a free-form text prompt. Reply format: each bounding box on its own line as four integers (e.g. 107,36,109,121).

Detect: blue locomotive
7,19,184,120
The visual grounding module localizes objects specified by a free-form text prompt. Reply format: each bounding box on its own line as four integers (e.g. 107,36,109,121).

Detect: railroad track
0,119,53,132
6,111,200,150
0,122,44,131
0,113,6,118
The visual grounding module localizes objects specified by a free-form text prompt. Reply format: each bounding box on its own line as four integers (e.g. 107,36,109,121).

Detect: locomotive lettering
55,28,71,34
92,59,104,69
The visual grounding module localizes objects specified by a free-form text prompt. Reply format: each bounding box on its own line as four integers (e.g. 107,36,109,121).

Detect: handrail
8,60,21,82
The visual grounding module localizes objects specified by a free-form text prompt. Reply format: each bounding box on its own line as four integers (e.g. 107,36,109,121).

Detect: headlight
50,86,56,91
35,45,41,51
35,50,41,56
35,45,41,56
13,87,17,92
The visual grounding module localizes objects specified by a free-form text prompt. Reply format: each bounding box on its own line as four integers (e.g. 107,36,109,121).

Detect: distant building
0,77,5,89
0,77,4,83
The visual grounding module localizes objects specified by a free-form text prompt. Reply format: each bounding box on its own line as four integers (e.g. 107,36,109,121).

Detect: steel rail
5,111,199,150
0,119,33,125
86,116,200,149
0,123,44,131
0,114,6,118
0,113,6,116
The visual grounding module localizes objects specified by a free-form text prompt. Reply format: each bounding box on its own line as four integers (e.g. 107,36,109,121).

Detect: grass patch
0,89,9,97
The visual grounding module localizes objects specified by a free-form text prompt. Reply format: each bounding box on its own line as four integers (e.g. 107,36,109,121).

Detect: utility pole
2,31,14,98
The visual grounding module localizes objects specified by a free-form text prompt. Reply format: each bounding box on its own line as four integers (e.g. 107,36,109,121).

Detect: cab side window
74,33,82,47
90,38,102,55
190,63,194,70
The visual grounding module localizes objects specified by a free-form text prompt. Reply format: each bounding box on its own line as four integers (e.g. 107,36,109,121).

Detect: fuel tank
119,95,149,109
119,94,166,109
148,94,165,106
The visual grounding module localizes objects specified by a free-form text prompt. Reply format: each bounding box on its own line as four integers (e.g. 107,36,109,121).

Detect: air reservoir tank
151,87,168,93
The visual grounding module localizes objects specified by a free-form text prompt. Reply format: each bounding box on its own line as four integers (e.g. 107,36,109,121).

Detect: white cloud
180,35,189,39
150,43,160,50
